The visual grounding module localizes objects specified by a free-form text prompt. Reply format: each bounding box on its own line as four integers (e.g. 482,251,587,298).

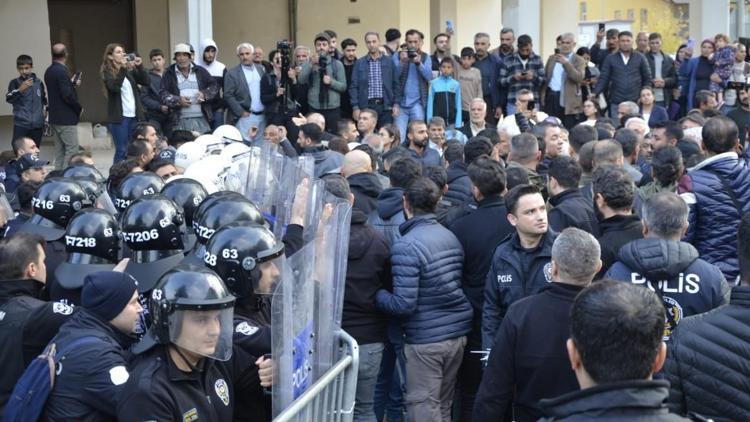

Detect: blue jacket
6,73,46,129
408,146,443,168
644,105,670,128
427,75,462,128
44,62,82,126
349,54,399,110
367,187,406,247
43,309,136,421
606,238,729,339
375,214,473,344
473,54,501,109
679,57,705,111
393,52,432,108
681,151,750,281
444,161,472,207
482,231,556,349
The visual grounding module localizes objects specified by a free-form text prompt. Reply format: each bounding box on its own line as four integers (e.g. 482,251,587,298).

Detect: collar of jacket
689,151,739,172
75,308,137,349
598,214,641,232
539,281,586,300
476,195,504,208
399,213,437,236
539,379,671,418
549,188,583,207
510,229,555,254
302,145,328,153
730,285,750,306
351,208,368,225
0,279,44,302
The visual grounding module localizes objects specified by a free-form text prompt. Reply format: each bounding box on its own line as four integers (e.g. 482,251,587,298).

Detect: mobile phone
686,38,696,50
446,20,454,33
72,71,82,85
126,53,136,62
554,48,561,55
598,23,605,32
528,100,536,110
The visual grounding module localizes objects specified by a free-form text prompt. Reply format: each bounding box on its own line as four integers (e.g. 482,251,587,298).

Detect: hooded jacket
606,238,729,339
444,161,472,207
195,38,226,111
6,73,47,129
347,172,383,216
367,187,406,247
302,145,344,178
343,209,391,345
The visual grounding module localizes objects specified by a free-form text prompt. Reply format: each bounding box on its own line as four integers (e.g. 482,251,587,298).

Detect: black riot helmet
62,163,105,184
120,195,184,252
204,223,285,298
23,178,91,241
136,265,235,361
113,171,165,213
193,196,265,245
63,208,120,262
161,177,208,228
191,190,247,232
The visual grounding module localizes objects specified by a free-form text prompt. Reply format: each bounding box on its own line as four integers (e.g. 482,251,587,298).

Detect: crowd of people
1,21,750,422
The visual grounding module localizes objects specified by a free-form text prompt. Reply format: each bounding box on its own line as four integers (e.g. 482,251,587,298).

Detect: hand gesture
322,75,332,85
18,78,33,92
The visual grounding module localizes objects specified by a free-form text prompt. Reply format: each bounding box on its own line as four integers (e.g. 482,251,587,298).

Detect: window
627,9,635,21
641,8,648,25
614,10,622,20
580,2,587,21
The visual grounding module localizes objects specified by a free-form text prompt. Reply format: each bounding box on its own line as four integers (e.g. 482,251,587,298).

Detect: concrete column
502,0,540,46
689,0,730,42
187,0,213,48
454,0,502,54
736,0,746,39
168,0,188,56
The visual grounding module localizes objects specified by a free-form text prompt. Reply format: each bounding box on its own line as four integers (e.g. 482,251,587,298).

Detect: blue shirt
393,53,433,108
548,53,572,92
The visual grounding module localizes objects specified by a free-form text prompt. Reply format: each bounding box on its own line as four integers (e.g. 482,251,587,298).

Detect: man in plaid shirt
499,35,546,115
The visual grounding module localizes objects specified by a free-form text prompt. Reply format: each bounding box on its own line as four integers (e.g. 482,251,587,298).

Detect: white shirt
121,77,136,118
620,52,630,66
242,65,264,113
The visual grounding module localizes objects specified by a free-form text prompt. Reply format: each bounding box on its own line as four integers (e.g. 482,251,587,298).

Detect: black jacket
593,51,653,104
342,209,391,345
43,309,135,421
101,65,150,123
474,282,583,422
448,195,514,320
140,69,169,123
6,73,47,129
347,172,384,216
44,61,82,125
160,63,219,127
646,52,677,105
0,280,73,413
663,286,750,422
606,238,729,339
444,161,472,206
548,189,598,236
367,187,406,247
597,214,643,276
538,380,690,421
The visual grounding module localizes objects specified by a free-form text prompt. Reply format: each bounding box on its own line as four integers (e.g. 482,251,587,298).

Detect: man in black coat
538,281,689,421
474,228,602,422
593,165,643,276
448,156,514,420
662,213,750,421
0,233,73,413
443,141,471,207
343,149,383,215
547,156,598,235
140,48,171,134
44,43,82,169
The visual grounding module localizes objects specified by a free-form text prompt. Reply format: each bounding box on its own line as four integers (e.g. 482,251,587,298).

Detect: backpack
3,336,99,422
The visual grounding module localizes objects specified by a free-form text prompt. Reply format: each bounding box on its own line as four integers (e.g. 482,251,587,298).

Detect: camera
407,47,418,60
554,48,561,55
318,54,328,75
728,81,747,91
276,40,293,84
126,53,136,62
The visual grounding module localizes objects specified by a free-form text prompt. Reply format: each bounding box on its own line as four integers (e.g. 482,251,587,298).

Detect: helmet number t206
122,229,160,243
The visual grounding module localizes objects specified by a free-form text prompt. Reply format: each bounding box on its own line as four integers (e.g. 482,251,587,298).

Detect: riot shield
271,242,316,417
0,191,14,224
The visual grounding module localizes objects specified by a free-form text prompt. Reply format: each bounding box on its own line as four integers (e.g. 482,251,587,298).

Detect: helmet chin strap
170,344,203,373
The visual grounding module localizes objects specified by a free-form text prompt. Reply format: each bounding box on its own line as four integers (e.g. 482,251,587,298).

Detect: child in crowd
710,33,736,104
455,47,483,125
5,55,47,147
427,57,462,129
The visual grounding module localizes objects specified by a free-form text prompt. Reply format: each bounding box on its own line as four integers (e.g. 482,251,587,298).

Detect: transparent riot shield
0,191,14,224
272,242,316,417
311,196,352,379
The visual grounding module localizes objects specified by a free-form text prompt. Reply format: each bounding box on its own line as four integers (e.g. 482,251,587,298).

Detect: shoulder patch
109,365,130,385
235,322,259,337
52,302,74,315
215,378,230,406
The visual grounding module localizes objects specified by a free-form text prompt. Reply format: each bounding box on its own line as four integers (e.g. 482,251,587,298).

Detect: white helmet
184,155,231,192
194,134,225,154
213,125,243,143
220,142,252,163
179,174,220,195
175,142,207,170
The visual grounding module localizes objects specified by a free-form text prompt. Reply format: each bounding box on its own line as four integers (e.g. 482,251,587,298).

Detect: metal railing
274,330,360,422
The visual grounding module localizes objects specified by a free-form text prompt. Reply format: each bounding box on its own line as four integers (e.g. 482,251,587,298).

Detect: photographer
261,44,299,126
393,29,434,143
100,44,150,163
295,33,347,133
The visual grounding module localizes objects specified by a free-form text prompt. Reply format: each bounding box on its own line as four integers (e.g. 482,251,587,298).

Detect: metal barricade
274,330,360,422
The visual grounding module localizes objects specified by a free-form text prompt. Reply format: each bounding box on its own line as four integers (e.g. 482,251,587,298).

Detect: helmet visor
95,191,117,214
169,307,234,361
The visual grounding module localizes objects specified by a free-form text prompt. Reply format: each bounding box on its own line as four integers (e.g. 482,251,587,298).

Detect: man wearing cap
16,153,48,186
3,137,40,195
294,32,347,133
0,233,74,414
43,270,143,420
224,42,267,143
160,43,219,135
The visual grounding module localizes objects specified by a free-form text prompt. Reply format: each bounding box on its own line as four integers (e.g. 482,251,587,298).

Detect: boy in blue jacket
427,58,462,129
5,55,46,147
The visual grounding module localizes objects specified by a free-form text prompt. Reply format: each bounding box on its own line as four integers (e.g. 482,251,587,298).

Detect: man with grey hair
473,32,502,124
606,192,729,339
224,42,266,142
617,101,640,122
474,228,601,421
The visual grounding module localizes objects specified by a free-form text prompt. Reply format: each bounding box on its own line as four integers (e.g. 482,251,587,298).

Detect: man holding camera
393,29,434,143
295,32,347,133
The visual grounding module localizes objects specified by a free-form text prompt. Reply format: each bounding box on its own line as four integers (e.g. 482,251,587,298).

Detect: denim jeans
374,333,406,422
355,342,385,422
210,109,225,131
395,104,425,144
109,117,137,164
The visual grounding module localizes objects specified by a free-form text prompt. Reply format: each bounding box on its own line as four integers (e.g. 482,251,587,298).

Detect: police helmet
63,208,121,262
120,195,184,251
23,178,90,240
62,163,105,184
140,265,235,361
191,191,247,232
204,223,284,298
161,177,208,228
174,142,207,169
193,196,265,245
213,124,243,143
113,172,165,213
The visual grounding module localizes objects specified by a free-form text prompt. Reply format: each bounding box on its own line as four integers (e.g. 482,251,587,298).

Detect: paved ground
38,137,115,177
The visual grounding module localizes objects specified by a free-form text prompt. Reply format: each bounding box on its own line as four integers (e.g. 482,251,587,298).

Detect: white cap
174,43,191,56
174,142,207,170
213,125,243,143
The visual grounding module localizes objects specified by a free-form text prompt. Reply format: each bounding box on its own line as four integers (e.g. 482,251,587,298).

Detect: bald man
45,43,82,169
344,149,383,215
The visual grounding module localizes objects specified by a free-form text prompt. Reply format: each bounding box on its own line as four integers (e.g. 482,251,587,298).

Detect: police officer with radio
117,266,264,421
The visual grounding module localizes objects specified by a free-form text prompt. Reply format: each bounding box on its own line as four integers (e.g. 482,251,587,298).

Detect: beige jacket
541,53,586,115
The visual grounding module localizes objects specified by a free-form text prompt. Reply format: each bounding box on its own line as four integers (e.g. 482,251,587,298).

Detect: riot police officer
112,171,165,214
160,176,208,251
117,266,265,421
50,208,121,305
63,163,116,213
17,178,91,285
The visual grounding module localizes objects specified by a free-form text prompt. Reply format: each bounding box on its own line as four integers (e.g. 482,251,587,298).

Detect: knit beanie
81,271,139,322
